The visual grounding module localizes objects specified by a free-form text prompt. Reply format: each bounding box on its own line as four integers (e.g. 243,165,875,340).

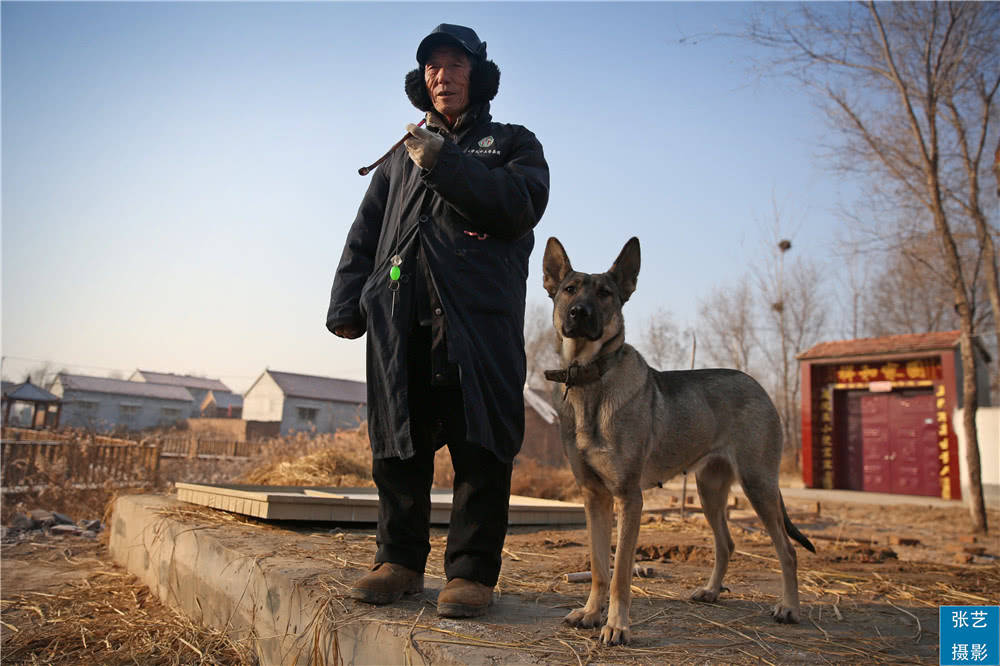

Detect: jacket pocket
453,246,514,314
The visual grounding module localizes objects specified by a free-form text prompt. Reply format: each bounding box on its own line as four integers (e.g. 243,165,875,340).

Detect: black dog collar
544,348,623,400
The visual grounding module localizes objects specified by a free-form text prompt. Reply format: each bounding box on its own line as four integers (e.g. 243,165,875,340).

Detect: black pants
372,326,513,587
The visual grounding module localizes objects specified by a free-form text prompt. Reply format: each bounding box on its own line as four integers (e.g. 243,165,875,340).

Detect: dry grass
0,545,257,665
0,423,583,665
238,423,580,503
236,425,374,488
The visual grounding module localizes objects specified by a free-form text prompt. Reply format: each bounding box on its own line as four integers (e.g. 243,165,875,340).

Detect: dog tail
780,494,816,553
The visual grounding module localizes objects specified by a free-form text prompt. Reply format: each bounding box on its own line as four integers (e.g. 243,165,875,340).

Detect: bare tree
756,245,829,467
833,241,871,340
861,230,993,337
23,361,69,391
697,281,758,373
748,1,997,531
637,308,688,371
523,301,560,392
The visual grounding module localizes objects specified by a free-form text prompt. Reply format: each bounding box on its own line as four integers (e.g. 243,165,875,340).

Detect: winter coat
327,103,549,463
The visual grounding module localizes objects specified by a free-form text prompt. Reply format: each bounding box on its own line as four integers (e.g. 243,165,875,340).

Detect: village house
128,370,232,417
519,386,563,467
241,370,366,435
51,373,193,431
200,390,244,419
797,330,994,502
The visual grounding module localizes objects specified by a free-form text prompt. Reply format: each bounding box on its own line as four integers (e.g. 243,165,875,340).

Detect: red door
835,391,865,490
857,390,938,496
888,393,939,496
860,394,892,492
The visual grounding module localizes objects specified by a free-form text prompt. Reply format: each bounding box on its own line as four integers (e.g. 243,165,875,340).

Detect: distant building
798,330,992,500
52,373,193,432
200,390,244,419
242,370,366,435
2,379,62,429
520,386,564,467
129,370,231,417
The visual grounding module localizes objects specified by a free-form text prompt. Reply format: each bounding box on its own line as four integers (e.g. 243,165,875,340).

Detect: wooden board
175,482,585,525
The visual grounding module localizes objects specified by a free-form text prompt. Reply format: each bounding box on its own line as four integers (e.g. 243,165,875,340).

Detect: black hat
405,24,500,113
416,24,487,64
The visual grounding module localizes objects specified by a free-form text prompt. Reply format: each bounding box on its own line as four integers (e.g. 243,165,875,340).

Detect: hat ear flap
405,68,434,112
469,59,500,104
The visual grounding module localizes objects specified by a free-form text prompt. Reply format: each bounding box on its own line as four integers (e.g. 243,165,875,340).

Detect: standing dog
542,236,815,646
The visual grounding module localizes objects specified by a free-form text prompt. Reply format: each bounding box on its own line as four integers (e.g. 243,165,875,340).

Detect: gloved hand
404,124,444,170
334,323,364,339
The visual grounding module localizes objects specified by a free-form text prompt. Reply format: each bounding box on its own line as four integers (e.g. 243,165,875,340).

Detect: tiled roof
133,370,230,392
59,374,193,401
2,381,60,403
266,370,366,404
207,391,244,409
797,331,964,360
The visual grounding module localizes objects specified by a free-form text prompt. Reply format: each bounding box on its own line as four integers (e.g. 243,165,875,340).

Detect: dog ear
608,237,640,303
543,237,573,298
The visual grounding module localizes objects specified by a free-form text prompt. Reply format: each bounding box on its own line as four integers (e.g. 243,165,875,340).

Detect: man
327,24,549,618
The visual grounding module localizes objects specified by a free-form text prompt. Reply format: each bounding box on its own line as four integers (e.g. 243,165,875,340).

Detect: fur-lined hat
405,24,500,113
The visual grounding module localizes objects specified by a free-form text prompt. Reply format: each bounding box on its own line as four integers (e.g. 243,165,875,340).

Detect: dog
542,236,815,646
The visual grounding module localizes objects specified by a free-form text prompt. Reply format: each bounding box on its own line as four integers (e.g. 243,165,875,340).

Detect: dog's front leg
565,485,613,629
602,489,642,646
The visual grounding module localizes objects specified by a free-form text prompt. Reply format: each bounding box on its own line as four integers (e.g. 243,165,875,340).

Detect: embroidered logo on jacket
478,136,495,148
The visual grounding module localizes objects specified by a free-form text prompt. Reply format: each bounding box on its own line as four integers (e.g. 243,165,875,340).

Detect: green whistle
390,265,401,281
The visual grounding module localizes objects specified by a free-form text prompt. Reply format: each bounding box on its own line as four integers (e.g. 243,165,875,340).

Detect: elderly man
327,24,549,618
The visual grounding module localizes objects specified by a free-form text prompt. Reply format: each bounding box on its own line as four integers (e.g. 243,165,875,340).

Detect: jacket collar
425,102,491,142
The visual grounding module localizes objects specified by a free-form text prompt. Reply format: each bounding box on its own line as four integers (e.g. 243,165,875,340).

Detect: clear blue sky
2,2,852,393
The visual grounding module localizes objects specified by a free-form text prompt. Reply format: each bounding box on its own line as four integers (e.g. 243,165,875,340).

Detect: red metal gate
857,389,938,496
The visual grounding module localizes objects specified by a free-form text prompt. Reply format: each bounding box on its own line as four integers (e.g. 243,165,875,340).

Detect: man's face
424,45,472,124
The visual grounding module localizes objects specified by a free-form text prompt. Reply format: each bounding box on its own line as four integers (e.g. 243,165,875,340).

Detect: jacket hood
405,58,500,113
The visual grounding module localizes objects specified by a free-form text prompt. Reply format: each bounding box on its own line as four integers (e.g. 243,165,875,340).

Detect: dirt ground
2,487,998,664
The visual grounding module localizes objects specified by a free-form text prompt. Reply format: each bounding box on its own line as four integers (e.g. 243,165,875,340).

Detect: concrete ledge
109,494,562,665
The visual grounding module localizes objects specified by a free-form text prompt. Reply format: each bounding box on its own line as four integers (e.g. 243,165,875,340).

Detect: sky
2,1,855,393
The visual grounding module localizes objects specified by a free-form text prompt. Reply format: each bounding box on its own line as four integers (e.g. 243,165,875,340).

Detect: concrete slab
109,494,567,665
174,482,586,526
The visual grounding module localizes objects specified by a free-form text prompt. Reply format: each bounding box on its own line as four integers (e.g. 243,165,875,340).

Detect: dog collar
544,348,623,399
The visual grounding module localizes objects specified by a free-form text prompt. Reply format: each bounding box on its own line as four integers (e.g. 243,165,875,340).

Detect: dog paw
600,623,630,646
564,608,602,628
771,604,800,624
690,587,721,603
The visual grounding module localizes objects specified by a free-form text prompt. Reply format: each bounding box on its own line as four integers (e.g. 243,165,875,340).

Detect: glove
404,124,444,170
334,323,364,339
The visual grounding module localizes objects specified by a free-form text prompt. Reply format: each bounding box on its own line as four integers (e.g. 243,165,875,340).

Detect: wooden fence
153,435,262,459
0,439,160,489
1,428,268,489
2,427,141,447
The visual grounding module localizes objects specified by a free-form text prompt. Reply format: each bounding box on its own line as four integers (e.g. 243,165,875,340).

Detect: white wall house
242,370,366,435
51,374,193,432
954,407,1000,510
129,370,232,417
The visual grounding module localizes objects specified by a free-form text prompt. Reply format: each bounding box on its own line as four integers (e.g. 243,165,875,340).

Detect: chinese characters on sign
819,386,833,489
832,359,940,389
937,383,951,500
940,606,1000,665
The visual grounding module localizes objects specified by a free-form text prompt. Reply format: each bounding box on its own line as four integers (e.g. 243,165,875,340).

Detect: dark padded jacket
327,103,549,462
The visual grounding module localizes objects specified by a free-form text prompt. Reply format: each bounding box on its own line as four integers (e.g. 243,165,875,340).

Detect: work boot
350,562,424,605
437,578,495,617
